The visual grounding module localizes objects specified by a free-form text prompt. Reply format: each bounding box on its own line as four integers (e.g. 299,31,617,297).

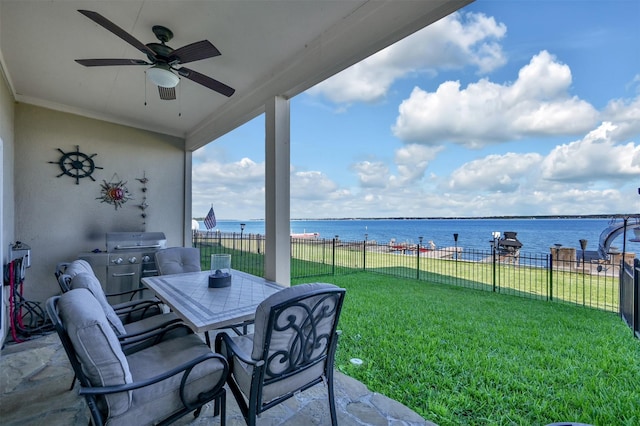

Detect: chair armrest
215,332,264,367
228,319,254,336
79,351,228,397
54,262,71,279
119,320,186,352
114,300,163,322
113,298,161,312
106,287,155,302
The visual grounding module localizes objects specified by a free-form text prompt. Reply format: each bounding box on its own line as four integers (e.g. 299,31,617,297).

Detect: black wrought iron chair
155,247,201,275
47,288,228,426
215,283,346,426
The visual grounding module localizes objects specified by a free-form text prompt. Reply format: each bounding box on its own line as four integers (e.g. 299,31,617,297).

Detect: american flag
204,206,217,230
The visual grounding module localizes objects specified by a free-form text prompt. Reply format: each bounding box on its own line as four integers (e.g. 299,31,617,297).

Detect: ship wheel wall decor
49,145,103,184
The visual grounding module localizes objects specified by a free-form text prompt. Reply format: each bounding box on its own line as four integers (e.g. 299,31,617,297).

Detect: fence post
634,258,639,337
363,237,367,272
549,253,553,301
492,243,497,292
416,242,420,280
332,237,336,276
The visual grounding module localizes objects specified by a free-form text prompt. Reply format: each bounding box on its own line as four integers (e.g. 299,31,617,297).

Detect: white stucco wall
14,103,186,305
1,68,15,345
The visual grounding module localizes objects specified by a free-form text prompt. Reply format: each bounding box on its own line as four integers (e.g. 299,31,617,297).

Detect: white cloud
192,157,264,187
350,144,442,190
307,11,507,104
394,144,443,184
351,161,390,188
540,122,640,182
291,171,338,199
602,95,640,141
192,157,265,219
448,152,544,192
392,51,599,147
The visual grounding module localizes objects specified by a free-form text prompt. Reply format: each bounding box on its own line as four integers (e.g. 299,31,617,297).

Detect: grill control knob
113,257,124,265
128,257,137,264
142,255,151,263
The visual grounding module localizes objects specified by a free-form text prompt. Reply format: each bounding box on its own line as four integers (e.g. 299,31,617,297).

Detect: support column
183,150,193,247
264,96,291,286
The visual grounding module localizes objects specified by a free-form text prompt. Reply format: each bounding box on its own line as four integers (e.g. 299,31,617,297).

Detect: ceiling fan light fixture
146,64,179,88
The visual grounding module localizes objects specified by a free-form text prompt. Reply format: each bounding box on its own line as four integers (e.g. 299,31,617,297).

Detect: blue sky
192,0,640,220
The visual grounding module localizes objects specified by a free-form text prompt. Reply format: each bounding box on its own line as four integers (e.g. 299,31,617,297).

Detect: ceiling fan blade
177,67,235,97
168,40,221,64
75,58,150,67
158,86,176,100
78,10,157,59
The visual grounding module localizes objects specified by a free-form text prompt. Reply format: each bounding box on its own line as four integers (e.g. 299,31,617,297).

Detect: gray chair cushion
155,247,201,275
69,272,127,335
58,259,96,292
224,332,322,404
57,289,132,416
109,334,226,426
231,335,324,403
64,259,96,278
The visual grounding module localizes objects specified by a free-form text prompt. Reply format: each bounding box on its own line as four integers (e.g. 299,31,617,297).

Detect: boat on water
386,239,460,259
290,232,320,239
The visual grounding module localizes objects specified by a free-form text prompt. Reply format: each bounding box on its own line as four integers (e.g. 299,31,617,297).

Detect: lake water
196,217,640,255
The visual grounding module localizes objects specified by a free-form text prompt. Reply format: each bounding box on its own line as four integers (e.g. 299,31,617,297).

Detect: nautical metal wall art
49,145,103,184
97,174,134,210
136,172,149,229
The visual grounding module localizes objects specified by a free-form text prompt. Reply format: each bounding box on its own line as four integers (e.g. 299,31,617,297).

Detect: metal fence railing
620,259,639,338
193,231,637,319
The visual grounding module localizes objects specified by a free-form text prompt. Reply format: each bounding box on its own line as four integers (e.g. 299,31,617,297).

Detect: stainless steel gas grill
78,232,167,303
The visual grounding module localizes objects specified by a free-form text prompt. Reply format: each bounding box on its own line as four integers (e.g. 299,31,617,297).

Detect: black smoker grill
78,232,166,303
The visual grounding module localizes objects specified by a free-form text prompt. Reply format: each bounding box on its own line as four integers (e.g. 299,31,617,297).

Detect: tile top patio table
142,269,285,333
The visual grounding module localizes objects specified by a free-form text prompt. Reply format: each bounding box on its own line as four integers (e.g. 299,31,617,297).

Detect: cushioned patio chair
155,247,201,275
47,288,228,426
69,272,182,353
57,260,162,323
215,283,346,426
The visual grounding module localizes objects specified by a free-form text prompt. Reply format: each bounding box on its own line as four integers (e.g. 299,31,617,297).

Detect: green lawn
294,272,640,426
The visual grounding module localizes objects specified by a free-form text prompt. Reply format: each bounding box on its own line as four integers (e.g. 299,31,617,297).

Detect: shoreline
196,214,639,222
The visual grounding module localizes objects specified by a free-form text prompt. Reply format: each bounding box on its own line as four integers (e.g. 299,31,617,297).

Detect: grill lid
106,232,166,252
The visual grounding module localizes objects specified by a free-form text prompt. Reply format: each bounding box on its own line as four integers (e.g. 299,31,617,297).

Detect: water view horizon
196,217,640,256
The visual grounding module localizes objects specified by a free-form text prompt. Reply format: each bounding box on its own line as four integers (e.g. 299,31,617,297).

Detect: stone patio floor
1,332,435,426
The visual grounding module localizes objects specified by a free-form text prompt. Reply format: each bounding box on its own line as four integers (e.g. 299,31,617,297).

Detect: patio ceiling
0,0,473,150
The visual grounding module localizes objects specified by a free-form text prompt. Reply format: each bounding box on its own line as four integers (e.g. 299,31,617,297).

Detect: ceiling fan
75,9,235,100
